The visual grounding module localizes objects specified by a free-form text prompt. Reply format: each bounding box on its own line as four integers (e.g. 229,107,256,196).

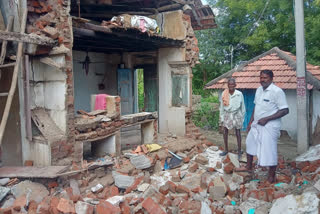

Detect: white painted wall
312,89,320,133
158,48,188,135
73,51,120,113
30,56,67,133
281,90,297,140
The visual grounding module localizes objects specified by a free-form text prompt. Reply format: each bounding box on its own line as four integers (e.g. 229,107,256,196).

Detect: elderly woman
219,78,246,159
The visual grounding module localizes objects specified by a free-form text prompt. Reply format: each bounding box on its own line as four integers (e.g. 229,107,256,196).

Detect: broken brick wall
27,0,78,166
183,14,199,68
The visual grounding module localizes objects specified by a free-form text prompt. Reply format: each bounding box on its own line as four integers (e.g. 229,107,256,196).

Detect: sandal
219,151,228,156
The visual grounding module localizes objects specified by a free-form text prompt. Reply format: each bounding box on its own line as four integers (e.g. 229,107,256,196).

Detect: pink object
139,19,146,32
94,94,108,110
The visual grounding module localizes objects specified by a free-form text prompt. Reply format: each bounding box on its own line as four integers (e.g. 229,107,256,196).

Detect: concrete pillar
141,121,155,144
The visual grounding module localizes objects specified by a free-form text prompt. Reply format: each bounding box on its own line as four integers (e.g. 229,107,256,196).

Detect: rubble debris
130,155,152,169
11,180,49,203
0,178,9,186
0,134,319,214
91,184,103,193
296,144,320,162
195,154,209,165
112,171,135,189
239,198,272,214
270,192,319,214
0,187,10,202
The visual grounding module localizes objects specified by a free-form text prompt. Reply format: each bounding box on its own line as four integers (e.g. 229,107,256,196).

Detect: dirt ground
200,128,299,161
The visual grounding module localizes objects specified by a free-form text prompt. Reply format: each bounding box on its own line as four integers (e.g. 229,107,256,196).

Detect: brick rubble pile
0,137,319,213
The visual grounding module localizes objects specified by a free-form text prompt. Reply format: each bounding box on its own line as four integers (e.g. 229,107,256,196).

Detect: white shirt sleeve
241,92,246,118
276,89,289,110
219,98,224,123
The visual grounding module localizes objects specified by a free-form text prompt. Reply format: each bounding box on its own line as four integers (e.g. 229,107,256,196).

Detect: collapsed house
0,0,216,166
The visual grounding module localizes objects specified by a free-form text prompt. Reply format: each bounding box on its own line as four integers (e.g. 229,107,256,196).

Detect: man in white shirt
235,70,289,183
219,78,246,159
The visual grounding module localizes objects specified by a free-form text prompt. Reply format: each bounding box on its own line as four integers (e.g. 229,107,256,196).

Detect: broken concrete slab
314,179,320,192
75,201,94,214
0,187,10,202
91,184,103,193
1,197,15,209
209,176,227,201
0,178,10,186
228,153,240,168
195,155,209,165
11,181,49,203
106,195,125,206
98,174,114,186
112,171,135,189
201,201,212,214
137,183,150,192
239,198,271,214
270,192,319,214
130,155,152,169
296,144,320,162
70,179,81,196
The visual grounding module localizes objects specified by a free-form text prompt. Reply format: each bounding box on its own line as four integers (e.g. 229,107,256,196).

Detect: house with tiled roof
205,47,320,142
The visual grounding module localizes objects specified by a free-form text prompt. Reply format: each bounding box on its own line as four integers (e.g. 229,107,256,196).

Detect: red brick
49,196,59,214
142,198,166,214
28,200,38,214
110,186,119,197
159,184,170,195
48,181,58,189
223,156,231,164
125,176,143,194
223,162,234,174
176,185,190,195
13,195,27,209
57,198,75,214
296,161,309,170
183,156,190,163
24,160,33,166
96,201,121,214
188,163,199,173
166,181,176,193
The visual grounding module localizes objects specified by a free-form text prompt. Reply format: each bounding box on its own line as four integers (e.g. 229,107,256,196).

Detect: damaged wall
25,0,77,166
73,51,120,113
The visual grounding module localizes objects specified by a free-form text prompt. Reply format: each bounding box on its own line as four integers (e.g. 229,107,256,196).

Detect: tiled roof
206,48,320,90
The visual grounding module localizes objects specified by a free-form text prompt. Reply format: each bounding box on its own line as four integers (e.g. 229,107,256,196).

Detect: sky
202,0,208,5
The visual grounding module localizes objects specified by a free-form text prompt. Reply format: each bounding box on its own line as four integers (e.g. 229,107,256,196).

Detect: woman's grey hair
228,78,236,84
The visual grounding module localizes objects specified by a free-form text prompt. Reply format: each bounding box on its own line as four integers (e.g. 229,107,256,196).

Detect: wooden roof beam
0,31,57,46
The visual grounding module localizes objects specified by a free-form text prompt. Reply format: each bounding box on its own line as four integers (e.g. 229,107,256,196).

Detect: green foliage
193,0,320,95
202,95,219,103
137,69,144,112
192,95,220,130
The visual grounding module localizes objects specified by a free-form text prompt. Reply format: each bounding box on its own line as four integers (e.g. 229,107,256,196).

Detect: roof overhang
72,17,184,53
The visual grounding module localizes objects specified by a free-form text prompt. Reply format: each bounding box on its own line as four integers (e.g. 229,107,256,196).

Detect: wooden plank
0,92,8,97
31,108,65,142
0,62,16,68
0,16,13,64
0,31,57,46
0,10,27,146
0,166,68,178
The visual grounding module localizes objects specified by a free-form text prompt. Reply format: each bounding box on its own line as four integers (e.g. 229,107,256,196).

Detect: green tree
194,0,320,94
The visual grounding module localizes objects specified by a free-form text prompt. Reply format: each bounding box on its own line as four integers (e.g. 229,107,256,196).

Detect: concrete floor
201,129,299,161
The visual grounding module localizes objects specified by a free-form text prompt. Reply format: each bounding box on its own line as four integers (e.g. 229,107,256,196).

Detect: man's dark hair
227,77,236,84
260,69,274,79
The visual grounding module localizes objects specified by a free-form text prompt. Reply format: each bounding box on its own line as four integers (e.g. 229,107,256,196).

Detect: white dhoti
246,121,280,166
